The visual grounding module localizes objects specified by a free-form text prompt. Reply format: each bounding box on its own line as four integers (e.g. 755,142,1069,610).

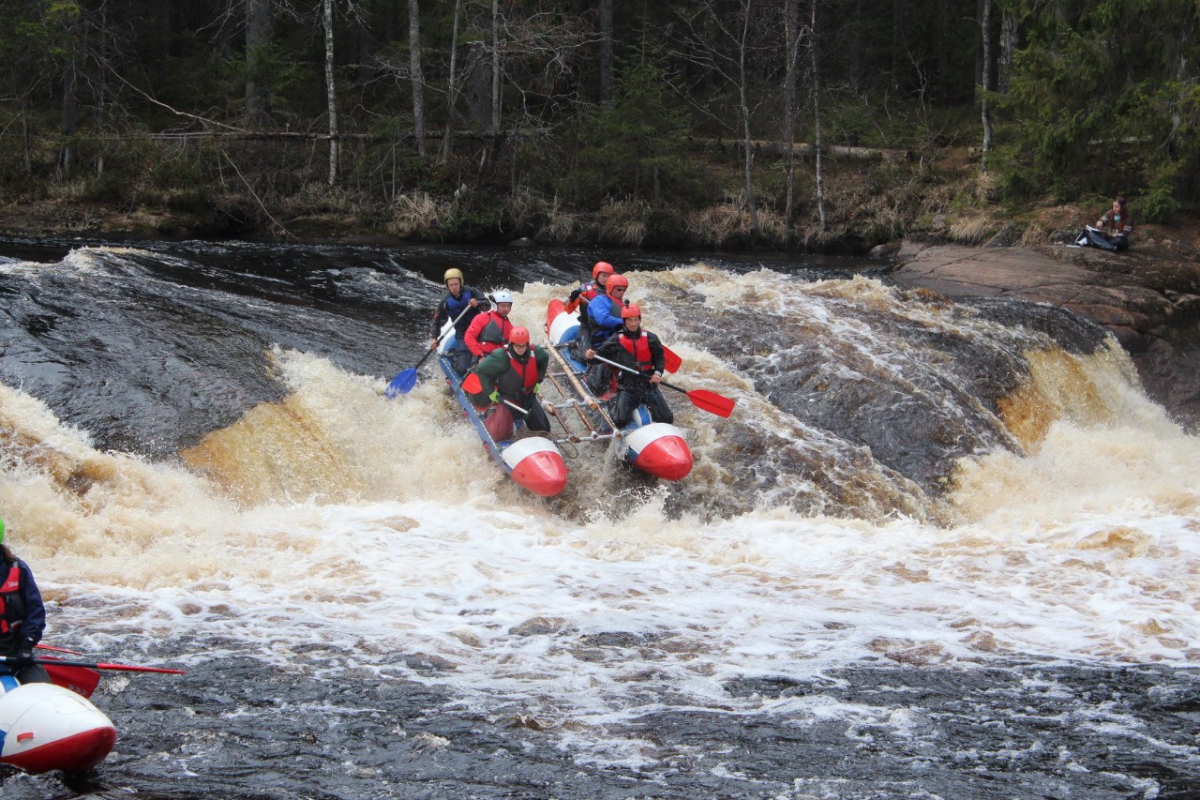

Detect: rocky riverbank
889,238,1200,432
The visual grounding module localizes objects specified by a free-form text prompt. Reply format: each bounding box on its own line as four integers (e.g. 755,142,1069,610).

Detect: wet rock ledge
888,240,1200,432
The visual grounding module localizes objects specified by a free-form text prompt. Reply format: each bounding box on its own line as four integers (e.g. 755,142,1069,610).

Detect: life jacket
580,281,601,302
477,312,513,354
0,563,26,638
588,296,623,345
502,349,540,400
445,290,472,323
619,331,655,373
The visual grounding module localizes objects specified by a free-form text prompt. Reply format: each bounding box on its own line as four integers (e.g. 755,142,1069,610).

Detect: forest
1,0,1198,249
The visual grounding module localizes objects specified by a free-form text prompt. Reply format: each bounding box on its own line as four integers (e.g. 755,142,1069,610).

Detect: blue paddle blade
384,368,418,399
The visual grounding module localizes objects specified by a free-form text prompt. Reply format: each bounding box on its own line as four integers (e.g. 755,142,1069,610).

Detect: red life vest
505,350,540,398
619,331,654,373
478,313,513,354
0,564,25,635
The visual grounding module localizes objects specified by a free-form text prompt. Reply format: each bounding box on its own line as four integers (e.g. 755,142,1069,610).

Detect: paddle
385,303,476,398
662,345,682,373
3,656,186,675
460,374,554,417
589,354,736,418
36,643,84,655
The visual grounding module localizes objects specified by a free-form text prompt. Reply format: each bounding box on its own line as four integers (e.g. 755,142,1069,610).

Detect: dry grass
684,189,795,246
947,216,994,245
597,198,650,247
387,191,448,238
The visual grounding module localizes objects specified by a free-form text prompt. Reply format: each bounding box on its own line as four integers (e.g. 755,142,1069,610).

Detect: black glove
7,647,34,669
568,288,582,302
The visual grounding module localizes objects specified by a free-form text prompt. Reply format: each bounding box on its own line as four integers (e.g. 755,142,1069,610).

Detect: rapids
0,237,1197,798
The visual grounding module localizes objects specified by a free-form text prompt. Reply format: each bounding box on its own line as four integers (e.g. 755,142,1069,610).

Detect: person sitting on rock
1077,196,1133,252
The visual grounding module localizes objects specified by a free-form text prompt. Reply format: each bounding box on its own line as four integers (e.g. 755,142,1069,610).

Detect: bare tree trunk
892,0,906,90
937,0,949,101
812,0,827,232
60,59,78,173
599,0,614,104
980,0,992,173
999,5,1017,93
246,0,273,127
408,0,426,157
324,0,339,185
736,2,759,236
20,96,32,176
782,0,801,223
491,0,501,136
438,0,463,164
97,1,108,177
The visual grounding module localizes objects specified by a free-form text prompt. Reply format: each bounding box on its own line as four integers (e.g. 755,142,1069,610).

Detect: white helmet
492,291,514,304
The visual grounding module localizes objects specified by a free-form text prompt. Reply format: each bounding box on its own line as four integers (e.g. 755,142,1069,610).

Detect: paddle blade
385,368,418,398
462,373,483,394
662,346,682,374
686,388,736,418
43,662,102,698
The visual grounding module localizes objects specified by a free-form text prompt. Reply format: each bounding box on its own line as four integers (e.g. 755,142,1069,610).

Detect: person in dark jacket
0,519,49,685
586,303,674,428
467,327,552,441
430,268,490,376
567,261,614,360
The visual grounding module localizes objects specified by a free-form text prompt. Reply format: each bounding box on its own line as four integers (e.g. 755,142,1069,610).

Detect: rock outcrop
889,241,1200,431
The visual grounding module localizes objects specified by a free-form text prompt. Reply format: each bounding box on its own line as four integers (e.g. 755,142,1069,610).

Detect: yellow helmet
443,268,465,285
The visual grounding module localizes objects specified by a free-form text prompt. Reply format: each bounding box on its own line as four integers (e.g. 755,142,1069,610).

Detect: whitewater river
0,236,1196,799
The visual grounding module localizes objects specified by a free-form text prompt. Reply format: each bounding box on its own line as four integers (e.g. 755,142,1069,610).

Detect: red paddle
589,354,736,418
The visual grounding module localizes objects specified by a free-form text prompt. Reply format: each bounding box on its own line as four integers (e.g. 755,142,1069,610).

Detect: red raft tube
545,300,692,481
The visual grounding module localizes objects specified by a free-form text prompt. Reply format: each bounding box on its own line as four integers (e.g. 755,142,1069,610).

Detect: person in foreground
467,327,552,442
586,304,674,428
0,519,50,685
430,268,490,376
1077,196,1134,251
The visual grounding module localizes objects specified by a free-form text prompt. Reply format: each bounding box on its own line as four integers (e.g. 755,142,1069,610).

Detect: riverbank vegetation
2,1,1198,251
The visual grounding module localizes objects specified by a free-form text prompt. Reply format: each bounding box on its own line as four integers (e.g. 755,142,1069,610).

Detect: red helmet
592,261,614,279
606,274,629,297
621,303,641,319
509,326,531,346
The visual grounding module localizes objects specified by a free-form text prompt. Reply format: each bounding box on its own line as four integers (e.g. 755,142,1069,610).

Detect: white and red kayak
435,324,569,497
0,673,116,774
544,300,693,481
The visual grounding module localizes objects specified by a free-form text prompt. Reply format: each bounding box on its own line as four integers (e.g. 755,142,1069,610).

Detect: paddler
464,290,516,365
565,261,614,313
0,519,49,685
586,303,674,427
467,327,553,442
584,274,629,395
430,267,490,376
566,261,614,360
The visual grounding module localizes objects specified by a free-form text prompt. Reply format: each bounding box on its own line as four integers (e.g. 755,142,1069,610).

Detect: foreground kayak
0,677,116,774
544,300,693,481
436,329,569,497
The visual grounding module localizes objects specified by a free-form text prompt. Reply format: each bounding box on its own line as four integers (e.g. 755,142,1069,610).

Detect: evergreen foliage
0,0,1197,242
